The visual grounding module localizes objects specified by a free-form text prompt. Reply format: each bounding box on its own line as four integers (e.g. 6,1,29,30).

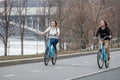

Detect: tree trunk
118,32,120,47
21,33,24,55
4,42,8,56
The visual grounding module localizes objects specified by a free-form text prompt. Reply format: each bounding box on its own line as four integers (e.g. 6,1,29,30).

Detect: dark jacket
95,26,112,40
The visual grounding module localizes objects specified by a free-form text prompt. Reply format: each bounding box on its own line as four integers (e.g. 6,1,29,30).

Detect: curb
0,48,120,67
65,66,120,80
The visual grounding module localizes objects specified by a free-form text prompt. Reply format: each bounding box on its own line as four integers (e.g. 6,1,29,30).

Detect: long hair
103,20,108,27
52,20,57,27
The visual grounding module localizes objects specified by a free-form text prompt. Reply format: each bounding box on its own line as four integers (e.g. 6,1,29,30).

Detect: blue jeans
50,38,59,51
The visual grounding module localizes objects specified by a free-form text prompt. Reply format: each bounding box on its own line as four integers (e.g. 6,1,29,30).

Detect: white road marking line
55,66,61,69
65,66,120,80
3,74,15,78
32,70,41,72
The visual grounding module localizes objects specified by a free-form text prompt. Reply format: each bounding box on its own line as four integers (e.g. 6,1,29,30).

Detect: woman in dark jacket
95,20,112,62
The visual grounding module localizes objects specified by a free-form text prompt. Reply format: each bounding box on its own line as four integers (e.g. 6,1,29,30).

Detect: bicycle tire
44,47,50,66
51,52,57,65
97,50,104,69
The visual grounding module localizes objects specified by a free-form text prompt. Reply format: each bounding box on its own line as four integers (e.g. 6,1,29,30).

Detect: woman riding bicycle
95,20,112,62
41,20,60,52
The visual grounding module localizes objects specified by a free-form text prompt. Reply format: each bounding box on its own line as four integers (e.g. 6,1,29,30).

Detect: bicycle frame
99,40,107,61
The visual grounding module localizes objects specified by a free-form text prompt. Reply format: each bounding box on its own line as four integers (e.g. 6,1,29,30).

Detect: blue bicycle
44,38,57,66
95,36,110,69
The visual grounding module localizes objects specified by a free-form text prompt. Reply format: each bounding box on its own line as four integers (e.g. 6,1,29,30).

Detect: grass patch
0,54,44,61
0,51,80,61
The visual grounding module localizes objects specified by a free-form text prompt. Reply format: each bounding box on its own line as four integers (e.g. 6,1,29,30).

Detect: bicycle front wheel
97,50,104,69
51,52,57,65
44,47,50,66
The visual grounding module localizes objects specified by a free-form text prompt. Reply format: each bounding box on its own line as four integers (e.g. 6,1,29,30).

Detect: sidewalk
0,48,120,67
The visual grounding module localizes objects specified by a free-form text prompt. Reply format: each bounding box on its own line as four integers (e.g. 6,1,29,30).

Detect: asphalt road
0,51,120,80
74,67,120,80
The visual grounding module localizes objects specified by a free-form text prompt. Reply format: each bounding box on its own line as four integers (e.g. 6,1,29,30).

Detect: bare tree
101,0,120,47
16,0,27,55
72,0,89,50
0,0,14,56
36,0,48,48
53,0,66,51
114,0,120,47
60,0,74,51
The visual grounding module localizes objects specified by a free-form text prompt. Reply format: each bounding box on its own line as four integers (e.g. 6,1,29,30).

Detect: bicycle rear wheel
44,47,50,66
51,52,57,65
97,50,104,69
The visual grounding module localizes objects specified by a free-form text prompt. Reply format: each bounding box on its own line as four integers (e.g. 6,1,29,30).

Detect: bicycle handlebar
94,36,111,41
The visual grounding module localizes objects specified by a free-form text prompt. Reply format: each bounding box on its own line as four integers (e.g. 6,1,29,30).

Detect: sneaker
107,58,110,63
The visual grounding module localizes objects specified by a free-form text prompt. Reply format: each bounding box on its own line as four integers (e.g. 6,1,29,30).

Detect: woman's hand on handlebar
93,37,98,39
41,32,46,35
109,35,112,38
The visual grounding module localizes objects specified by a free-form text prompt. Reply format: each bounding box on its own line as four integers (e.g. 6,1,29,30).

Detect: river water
0,39,45,56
